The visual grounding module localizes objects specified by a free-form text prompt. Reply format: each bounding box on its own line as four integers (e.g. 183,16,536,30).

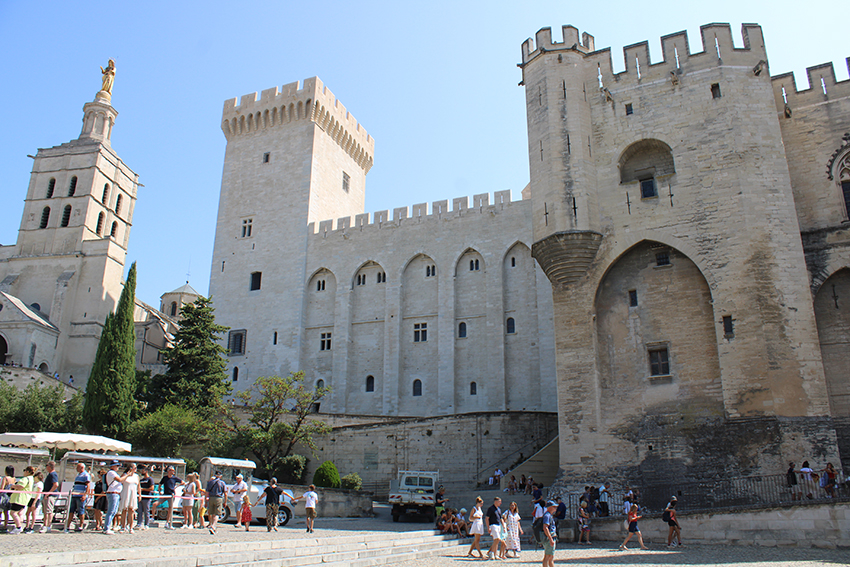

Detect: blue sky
1,1,847,307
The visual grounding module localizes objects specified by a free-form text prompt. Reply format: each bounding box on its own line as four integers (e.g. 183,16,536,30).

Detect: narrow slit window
629,290,638,307
39,207,50,229
232,367,239,382
342,171,350,193
115,195,122,216
263,152,270,163
61,205,72,227
470,382,477,396
413,379,422,397
95,212,104,235
458,322,467,338
273,331,278,345
250,271,262,291
511,257,516,267
46,178,56,198
366,375,375,392
506,317,516,334
68,176,77,197
625,103,633,115
711,83,722,99
723,316,734,338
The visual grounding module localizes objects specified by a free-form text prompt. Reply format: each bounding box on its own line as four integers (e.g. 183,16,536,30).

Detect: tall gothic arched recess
454,248,487,412
502,242,540,410
814,268,850,418
347,260,387,414
594,241,723,482
399,254,438,416
302,268,336,393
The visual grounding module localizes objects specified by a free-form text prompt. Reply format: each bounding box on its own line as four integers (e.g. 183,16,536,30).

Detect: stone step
0,531,471,567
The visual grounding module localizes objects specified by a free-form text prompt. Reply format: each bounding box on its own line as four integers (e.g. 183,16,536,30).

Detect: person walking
578,501,591,544
664,497,682,547
1,466,16,531
619,503,648,550
295,484,319,533
466,497,485,559
541,501,558,567
240,494,252,530
205,471,226,535
502,501,523,558
230,473,248,529
254,478,282,532
181,472,196,528
39,461,58,532
6,466,35,534
484,496,504,560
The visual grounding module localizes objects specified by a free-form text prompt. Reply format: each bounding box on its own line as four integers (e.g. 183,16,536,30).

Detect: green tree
82,262,137,438
226,372,331,475
127,404,206,457
150,296,230,417
0,380,83,433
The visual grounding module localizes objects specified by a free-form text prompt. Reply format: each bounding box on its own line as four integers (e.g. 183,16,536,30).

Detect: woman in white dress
119,463,139,533
502,501,523,557
467,497,485,559
182,473,196,528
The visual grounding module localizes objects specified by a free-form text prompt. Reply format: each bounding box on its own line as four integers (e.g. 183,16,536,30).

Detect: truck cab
388,470,439,522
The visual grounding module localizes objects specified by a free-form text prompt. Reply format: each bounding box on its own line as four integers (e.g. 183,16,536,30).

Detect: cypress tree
82,262,137,438
152,296,230,417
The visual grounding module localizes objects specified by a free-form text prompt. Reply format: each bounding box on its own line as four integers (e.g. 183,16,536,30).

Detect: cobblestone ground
0,515,848,566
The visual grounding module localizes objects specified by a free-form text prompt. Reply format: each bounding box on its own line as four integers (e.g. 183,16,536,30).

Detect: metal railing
564,472,849,519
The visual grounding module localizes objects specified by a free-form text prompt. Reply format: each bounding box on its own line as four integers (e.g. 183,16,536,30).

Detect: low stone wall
578,502,850,548
281,483,374,518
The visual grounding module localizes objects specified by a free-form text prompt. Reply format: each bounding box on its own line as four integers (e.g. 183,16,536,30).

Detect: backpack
531,517,544,542
662,510,671,522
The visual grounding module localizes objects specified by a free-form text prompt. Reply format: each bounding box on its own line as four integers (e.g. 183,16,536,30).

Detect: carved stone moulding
531,230,603,287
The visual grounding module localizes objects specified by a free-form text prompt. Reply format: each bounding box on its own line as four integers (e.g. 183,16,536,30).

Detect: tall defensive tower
0,69,138,382
209,78,374,392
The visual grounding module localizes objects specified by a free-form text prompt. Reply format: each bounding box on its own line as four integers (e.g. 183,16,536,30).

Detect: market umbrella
0,432,131,453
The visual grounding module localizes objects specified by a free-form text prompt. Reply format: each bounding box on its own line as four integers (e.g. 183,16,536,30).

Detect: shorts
306,507,317,520
628,521,639,533
69,495,86,517
667,520,678,527
27,498,37,508
43,494,55,515
9,503,25,512
542,538,555,555
489,524,501,540
208,496,223,517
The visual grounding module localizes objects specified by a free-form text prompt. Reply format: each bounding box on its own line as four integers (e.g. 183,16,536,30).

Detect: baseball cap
109,460,120,467
546,500,557,507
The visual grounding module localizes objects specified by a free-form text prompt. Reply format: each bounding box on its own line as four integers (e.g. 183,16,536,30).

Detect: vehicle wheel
278,507,291,527
392,505,401,522
221,505,231,523
156,508,168,521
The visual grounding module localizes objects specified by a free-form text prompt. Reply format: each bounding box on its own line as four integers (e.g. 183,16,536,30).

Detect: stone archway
0,335,7,365
814,268,850,418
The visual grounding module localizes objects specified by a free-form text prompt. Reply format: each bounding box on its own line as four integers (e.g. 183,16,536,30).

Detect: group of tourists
0,461,319,536
787,461,841,500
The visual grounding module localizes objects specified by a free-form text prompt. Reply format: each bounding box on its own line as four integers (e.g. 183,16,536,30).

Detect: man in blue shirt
541,500,558,567
39,460,59,532
151,466,183,529
64,463,90,533
205,470,226,534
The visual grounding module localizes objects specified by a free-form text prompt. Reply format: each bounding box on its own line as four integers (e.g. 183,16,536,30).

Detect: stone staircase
0,530,470,567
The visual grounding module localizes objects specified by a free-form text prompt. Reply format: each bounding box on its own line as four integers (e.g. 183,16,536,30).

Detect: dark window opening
469,259,480,271
649,347,670,376
317,379,325,390
273,331,278,345
61,205,72,227
262,152,270,163
228,330,246,355
655,252,670,266
68,176,77,196
356,274,365,286
102,184,109,203
110,221,117,238
426,265,436,277
170,302,178,317
458,322,467,338
250,271,262,291
723,315,734,338
842,181,850,219
377,271,386,283
366,375,375,392
629,289,638,307
470,381,477,395
711,83,722,99
625,103,633,115
241,218,253,238
320,332,332,351
46,178,56,198
412,379,422,397
414,322,427,342
342,172,350,193
95,212,104,235
640,177,657,198
506,317,516,334
317,279,326,291
39,207,50,229
511,257,516,267
115,194,122,216
232,367,239,382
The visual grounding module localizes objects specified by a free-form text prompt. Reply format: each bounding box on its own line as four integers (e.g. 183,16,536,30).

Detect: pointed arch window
102,184,110,204
96,212,104,235
366,375,375,392
413,379,422,397
46,178,56,198
115,194,122,216
68,176,77,196
39,207,50,229
61,205,72,227
110,221,118,238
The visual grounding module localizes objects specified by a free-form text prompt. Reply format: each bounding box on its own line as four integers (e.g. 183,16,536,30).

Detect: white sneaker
39,526,51,533
104,529,115,535
8,528,21,534
129,529,134,534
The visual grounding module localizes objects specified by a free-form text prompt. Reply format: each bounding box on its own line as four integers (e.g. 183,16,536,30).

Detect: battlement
307,190,523,237
771,58,850,113
522,23,767,88
221,77,374,173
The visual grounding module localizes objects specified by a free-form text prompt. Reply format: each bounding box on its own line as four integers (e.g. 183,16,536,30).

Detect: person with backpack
663,497,682,547
531,499,545,546
619,503,648,550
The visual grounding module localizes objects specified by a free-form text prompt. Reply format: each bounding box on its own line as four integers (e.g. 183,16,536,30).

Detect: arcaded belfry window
619,139,675,199
46,178,56,198
39,207,50,229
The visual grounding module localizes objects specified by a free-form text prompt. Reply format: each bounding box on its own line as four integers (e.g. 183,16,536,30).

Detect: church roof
164,282,200,296
0,291,59,332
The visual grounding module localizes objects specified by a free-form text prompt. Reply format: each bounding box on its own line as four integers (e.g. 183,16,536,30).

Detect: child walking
619,504,648,550
240,494,252,531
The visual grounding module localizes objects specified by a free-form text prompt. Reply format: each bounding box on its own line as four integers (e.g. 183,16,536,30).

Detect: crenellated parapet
307,190,520,237
520,23,767,89
221,77,374,173
771,58,850,114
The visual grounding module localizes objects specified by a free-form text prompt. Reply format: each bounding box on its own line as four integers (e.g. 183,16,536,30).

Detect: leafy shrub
126,404,206,457
275,454,307,485
312,460,341,488
340,472,362,491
